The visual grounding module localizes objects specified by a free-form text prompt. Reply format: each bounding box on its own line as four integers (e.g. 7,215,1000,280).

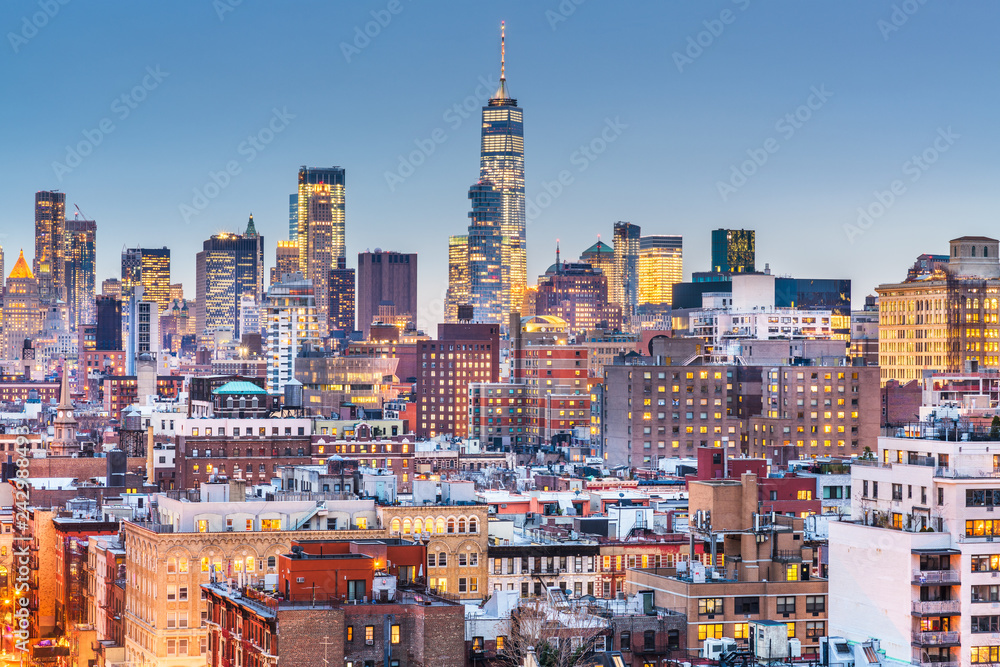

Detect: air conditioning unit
366,639,374,646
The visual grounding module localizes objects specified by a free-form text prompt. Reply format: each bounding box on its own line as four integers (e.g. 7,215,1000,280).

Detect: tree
501,597,609,667
990,416,1000,440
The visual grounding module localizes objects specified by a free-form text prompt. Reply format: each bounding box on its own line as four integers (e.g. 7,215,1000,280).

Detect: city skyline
2,3,999,332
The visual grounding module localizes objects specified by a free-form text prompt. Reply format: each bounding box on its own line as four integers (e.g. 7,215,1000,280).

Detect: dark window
806,596,825,613
776,597,795,614
735,597,760,614
643,630,655,651
620,632,631,651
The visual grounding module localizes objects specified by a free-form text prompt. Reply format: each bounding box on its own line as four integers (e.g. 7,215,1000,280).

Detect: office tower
638,235,683,307
297,166,345,331
272,240,299,286
445,235,470,323
95,295,122,351
288,193,298,241
480,22,526,315
0,243,5,295
101,278,122,299
169,283,184,301
2,250,42,361
121,247,171,311
329,262,356,334
534,259,620,332
238,295,260,339
417,323,500,438
34,190,66,304
612,222,640,330
126,286,160,375
711,228,755,274
195,215,265,339
877,236,1000,384
263,272,320,394
467,181,506,324
65,217,97,331
357,250,417,338
580,239,614,278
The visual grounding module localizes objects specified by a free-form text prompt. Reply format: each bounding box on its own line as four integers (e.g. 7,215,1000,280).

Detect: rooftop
212,381,267,396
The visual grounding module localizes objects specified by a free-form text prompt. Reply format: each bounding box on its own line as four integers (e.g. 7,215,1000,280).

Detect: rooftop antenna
500,20,506,82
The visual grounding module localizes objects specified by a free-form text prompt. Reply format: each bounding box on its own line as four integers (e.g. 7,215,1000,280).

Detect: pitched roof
582,240,613,256
8,249,33,280
212,381,267,395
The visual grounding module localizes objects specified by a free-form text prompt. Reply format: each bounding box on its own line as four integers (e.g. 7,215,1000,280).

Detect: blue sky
1,1,998,330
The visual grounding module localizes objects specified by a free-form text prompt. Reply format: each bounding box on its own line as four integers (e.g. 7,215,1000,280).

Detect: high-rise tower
297,166,346,333
195,215,265,340
445,235,470,323
612,222,641,332
467,181,506,324
479,21,525,316
65,216,97,331
34,190,66,304
121,247,171,311
638,235,683,306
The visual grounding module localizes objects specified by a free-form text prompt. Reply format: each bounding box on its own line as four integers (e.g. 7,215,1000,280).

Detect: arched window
469,517,478,533
428,553,436,568
414,518,423,534
458,518,467,533
972,246,977,257
403,519,412,534
954,246,958,257
447,518,456,534
436,517,446,534
986,247,990,258
391,518,401,534
438,552,447,567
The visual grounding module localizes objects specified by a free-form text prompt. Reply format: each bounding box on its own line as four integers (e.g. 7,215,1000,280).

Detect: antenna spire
500,21,506,81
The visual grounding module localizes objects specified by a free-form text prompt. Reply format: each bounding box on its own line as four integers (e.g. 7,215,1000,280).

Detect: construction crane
74,204,89,220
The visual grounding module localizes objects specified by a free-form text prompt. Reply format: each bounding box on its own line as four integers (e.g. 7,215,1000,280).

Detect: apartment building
830,431,1000,666
626,473,828,654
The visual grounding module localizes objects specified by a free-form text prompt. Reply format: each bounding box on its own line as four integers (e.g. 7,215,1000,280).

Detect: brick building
175,435,314,489
202,539,465,667
417,323,499,439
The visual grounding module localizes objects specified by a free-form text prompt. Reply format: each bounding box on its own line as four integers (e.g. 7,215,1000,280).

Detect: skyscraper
297,166,346,333
711,228,755,274
579,239,614,278
638,235,683,306
195,215,265,339
466,181,506,324
288,193,298,241
65,217,97,331
0,243,5,296
445,235,470,323
612,221,640,330
329,261,356,334
2,250,42,361
34,190,66,304
126,286,160,375
272,240,299,286
479,22,525,315
264,272,320,394
121,247,171,311
357,250,417,338
95,295,123,351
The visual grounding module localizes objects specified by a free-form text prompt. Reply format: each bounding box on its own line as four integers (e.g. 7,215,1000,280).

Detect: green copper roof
213,381,266,395
245,213,258,237
582,240,613,255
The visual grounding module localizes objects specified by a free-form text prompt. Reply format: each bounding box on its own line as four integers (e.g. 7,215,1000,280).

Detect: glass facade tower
479,22,525,317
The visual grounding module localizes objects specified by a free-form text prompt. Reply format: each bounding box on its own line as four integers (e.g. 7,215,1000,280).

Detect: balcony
911,631,960,646
912,570,960,585
912,600,961,616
